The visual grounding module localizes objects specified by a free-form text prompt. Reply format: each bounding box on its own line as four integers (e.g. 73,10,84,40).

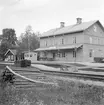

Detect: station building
35,18,104,62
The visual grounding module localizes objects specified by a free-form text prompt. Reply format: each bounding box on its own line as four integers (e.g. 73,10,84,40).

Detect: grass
1,63,104,105
1,77,104,105
40,63,86,68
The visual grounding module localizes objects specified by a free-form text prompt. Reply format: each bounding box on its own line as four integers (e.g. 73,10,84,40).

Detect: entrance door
53,53,55,59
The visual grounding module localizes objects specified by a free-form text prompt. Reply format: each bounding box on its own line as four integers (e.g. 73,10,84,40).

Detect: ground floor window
89,49,93,57
26,54,29,57
11,55,14,60
57,52,61,57
57,52,66,58
30,54,32,57
73,51,76,58
53,53,55,58
62,52,65,57
44,52,47,57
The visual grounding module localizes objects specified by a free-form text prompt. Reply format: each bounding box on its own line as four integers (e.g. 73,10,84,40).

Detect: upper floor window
45,41,47,46
40,40,44,47
51,38,54,46
73,37,76,43
61,38,64,44
98,38,100,45
89,37,92,44
53,36,56,45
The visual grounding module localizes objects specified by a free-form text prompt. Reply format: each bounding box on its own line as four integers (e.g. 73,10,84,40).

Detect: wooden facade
24,51,37,63
5,49,17,62
35,19,104,62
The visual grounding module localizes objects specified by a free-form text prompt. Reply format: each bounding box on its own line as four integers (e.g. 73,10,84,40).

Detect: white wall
24,52,37,63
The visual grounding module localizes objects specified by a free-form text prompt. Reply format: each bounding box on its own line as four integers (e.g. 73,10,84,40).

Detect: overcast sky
0,0,104,37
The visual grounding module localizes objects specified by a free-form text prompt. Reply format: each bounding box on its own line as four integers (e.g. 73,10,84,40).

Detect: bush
14,59,31,67
14,60,21,67
20,59,31,67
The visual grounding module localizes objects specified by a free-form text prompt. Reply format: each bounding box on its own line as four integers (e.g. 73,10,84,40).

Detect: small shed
5,49,17,62
23,51,37,63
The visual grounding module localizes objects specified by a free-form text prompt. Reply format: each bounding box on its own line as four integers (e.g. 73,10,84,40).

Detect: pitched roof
22,50,35,53
5,49,17,56
40,20,99,38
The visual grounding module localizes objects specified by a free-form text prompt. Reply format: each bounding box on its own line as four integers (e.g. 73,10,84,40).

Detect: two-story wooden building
35,18,104,62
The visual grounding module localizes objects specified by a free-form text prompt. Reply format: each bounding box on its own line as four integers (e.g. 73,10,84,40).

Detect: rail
6,66,57,85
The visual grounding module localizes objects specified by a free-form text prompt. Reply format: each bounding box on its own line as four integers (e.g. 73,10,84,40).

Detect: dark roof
22,51,35,53
35,44,82,51
5,49,17,56
40,20,99,38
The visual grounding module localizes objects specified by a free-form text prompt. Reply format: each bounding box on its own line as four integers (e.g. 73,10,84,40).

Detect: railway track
29,64,104,81
0,62,104,88
31,68,104,81
5,66,58,88
4,64,104,89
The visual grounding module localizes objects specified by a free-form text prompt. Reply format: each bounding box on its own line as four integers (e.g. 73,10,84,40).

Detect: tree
0,28,17,60
2,28,17,47
18,25,40,52
0,42,9,60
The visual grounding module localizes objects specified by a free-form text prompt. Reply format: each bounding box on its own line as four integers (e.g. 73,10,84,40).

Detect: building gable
84,21,104,37
5,49,17,56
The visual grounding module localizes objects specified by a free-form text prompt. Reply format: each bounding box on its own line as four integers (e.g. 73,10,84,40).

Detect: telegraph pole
74,37,77,72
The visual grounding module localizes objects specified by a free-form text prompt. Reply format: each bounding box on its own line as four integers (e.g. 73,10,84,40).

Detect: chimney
60,22,65,28
76,18,82,24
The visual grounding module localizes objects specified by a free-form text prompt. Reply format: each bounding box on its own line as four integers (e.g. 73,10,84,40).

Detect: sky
0,0,104,37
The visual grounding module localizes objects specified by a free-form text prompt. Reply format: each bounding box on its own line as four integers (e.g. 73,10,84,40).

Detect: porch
35,44,83,61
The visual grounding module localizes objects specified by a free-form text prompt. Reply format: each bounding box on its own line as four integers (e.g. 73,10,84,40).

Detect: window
93,25,97,32
73,51,76,58
30,54,32,57
45,41,47,46
89,37,92,44
51,38,54,46
62,52,65,57
53,36,58,45
73,37,76,43
44,52,47,57
89,49,93,57
53,53,55,58
61,38,64,44
57,53,61,57
98,38,100,45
